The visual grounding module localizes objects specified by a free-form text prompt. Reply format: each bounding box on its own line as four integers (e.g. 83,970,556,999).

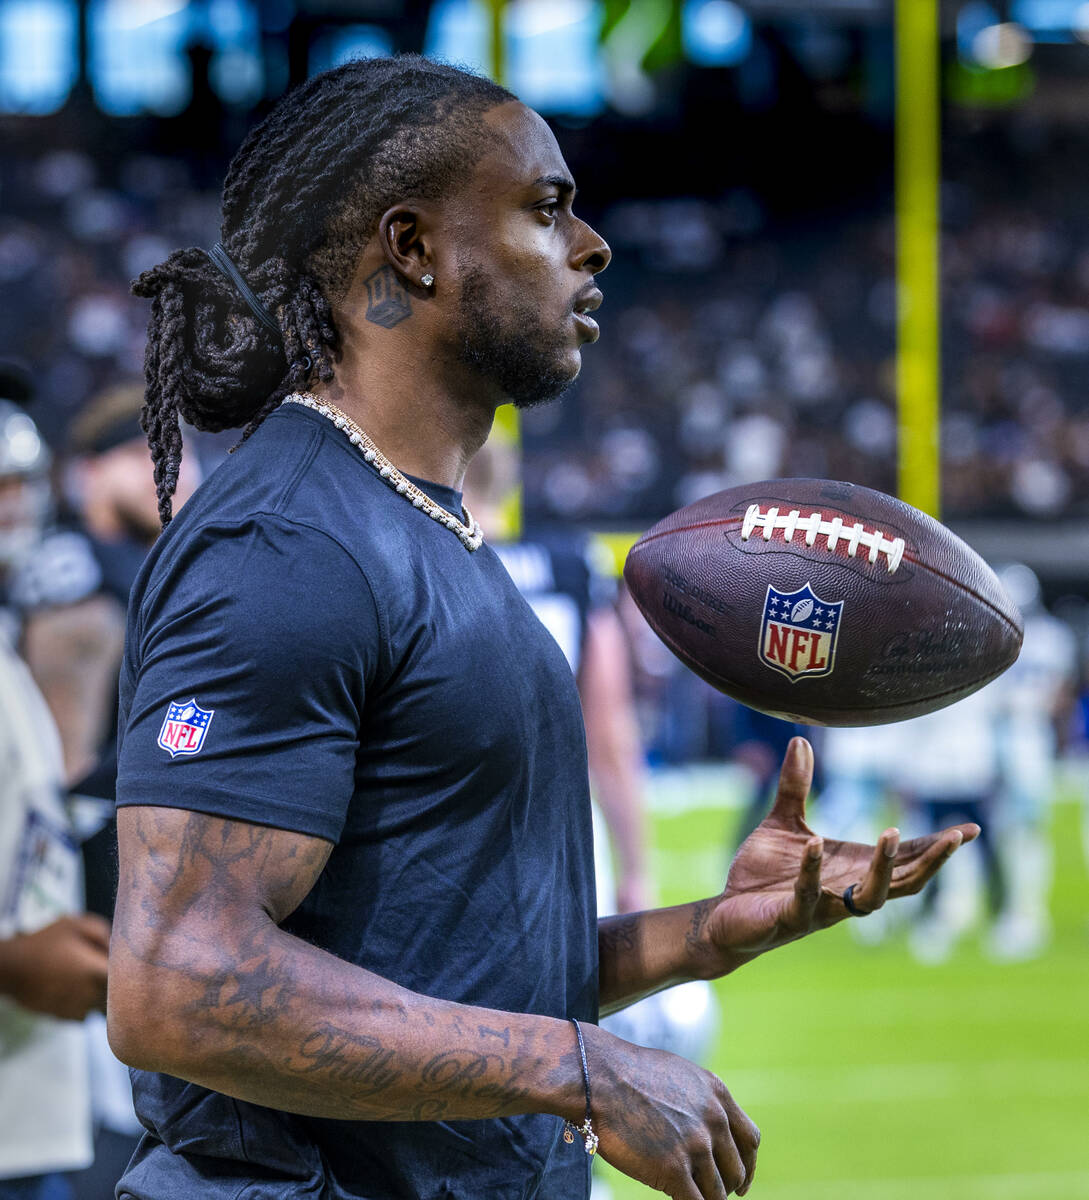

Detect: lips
572,311,600,342
573,287,604,316
572,287,603,342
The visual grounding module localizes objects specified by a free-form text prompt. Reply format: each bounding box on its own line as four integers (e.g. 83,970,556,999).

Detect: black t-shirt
115,403,597,1200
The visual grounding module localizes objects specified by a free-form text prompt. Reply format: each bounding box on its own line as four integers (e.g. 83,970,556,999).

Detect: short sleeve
116,516,383,843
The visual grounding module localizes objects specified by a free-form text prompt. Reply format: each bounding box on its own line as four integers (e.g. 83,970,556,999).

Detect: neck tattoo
281,393,484,552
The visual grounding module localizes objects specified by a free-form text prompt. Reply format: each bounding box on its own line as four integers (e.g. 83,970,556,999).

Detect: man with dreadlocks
108,55,976,1200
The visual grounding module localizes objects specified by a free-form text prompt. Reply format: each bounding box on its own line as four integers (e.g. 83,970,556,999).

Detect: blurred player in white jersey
0,630,109,1200
824,681,1002,962
987,564,1078,961
0,371,109,1200
900,684,1004,963
816,720,906,943
0,372,191,1197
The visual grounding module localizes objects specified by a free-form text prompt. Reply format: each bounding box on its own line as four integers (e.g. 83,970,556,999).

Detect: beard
455,263,578,410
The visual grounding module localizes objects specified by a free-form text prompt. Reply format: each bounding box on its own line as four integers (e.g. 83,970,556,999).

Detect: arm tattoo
598,914,638,961
113,807,561,1123
364,265,412,328
597,900,721,1014
295,1023,401,1093
684,897,715,958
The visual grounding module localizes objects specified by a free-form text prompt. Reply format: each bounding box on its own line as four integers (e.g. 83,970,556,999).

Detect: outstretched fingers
897,823,979,860
891,828,966,895
848,827,900,914
766,737,815,830
790,836,824,928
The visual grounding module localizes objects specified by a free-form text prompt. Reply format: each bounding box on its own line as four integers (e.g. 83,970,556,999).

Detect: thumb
767,737,814,828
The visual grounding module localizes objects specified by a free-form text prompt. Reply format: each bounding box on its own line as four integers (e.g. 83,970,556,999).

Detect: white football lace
740,504,906,573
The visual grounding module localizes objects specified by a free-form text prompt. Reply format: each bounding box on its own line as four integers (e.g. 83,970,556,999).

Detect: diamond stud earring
421,273,435,288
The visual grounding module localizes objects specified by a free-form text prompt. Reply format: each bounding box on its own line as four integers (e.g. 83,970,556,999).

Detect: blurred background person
0,374,199,1197
28,381,202,910
0,625,108,1200
988,562,1079,961
60,383,201,1198
0,363,124,817
813,720,906,944
899,686,1005,965
0,370,128,807
0,370,108,1200
64,381,201,604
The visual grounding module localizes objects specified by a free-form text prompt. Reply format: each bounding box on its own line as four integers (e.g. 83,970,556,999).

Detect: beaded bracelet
563,1018,599,1156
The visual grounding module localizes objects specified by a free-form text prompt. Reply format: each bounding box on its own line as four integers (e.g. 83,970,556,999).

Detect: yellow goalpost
895,0,942,518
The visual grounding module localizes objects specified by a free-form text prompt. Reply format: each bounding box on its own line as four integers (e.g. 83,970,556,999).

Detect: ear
376,203,436,291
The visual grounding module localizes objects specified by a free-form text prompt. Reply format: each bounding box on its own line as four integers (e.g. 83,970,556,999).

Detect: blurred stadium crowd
5,126,1089,534
527,127,1089,526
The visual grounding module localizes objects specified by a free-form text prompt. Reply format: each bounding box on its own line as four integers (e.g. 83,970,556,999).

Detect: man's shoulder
199,406,443,563
155,407,385,573
139,508,376,614
137,403,492,636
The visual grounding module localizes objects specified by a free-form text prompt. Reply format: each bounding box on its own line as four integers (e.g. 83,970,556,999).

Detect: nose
572,219,611,275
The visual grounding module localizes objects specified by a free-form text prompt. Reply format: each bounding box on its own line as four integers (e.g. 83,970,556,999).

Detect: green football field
595,769,1089,1200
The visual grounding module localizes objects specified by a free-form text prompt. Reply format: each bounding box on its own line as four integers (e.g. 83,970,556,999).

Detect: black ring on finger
842,883,867,917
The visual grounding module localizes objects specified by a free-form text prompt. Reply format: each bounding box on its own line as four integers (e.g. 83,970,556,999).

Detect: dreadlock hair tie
206,245,312,372
205,243,282,342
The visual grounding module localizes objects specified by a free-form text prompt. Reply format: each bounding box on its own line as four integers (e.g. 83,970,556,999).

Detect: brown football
623,479,1023,726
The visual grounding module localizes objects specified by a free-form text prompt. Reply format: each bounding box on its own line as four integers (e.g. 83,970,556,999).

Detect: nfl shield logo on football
158,698,215,758
759,583,843,682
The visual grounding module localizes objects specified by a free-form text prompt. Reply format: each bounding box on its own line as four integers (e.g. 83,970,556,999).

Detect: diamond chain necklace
282,392,484,552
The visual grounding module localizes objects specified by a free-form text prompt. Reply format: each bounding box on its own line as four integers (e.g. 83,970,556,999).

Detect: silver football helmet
0,399,52,567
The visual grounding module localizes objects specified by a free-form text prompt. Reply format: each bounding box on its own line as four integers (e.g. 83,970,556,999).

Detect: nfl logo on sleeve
759,583,843,682
158,699,215,758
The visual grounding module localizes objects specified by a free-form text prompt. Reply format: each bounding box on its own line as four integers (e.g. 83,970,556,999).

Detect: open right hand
1,913,110,1020
583,1022,759,1199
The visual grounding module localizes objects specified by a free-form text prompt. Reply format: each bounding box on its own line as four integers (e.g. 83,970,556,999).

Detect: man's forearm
109,909,585,1124
598,898,750,1015
110,805,590,1125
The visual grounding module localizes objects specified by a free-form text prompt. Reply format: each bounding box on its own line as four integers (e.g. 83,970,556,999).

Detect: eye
537,200,560,221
